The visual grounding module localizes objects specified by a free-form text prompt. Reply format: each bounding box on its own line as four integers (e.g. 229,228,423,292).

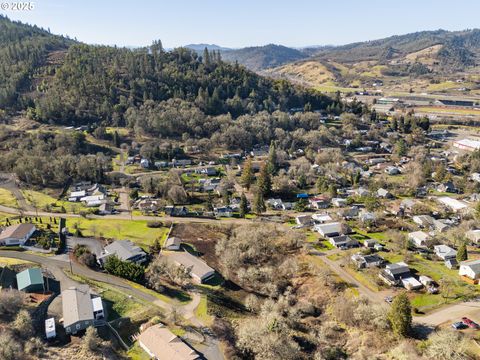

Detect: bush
147,221,163,228
104,255,144,282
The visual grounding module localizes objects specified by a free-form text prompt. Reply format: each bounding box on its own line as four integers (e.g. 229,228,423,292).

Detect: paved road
414,301,480,326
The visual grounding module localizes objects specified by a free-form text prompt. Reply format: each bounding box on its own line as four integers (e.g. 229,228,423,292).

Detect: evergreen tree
388,292,412,337
203,47,211,67
257,163,272,196
241,157,255,190
267,141,278,174
239,193,248,218
457,241,468,262
253,190,266,214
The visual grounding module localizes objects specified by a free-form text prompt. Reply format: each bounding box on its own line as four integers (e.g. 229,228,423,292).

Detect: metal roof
16,268,43,291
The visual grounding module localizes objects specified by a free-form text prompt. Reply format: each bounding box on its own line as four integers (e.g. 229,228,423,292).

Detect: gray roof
386,262,411,275
163,251,215,281
102,240,146,261
460,259,480,274
62,285,94,327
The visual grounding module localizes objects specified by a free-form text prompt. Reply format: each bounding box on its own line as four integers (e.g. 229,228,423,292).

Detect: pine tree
257,163,272,196
239,193,248,218
203,47,211,67
253,190,266,214
241,158,255,190
267,141,278,174
388,292,412,337
457,241,468,262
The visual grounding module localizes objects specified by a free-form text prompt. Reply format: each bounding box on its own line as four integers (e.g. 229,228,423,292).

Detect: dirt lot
170,223,233,269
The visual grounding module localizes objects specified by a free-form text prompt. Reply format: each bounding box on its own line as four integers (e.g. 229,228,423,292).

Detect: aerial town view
2,0,480,359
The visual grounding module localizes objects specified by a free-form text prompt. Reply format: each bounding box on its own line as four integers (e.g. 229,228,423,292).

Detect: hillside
184,43,231,52
0,17,331,127
0,15,74,110
220,44,308,71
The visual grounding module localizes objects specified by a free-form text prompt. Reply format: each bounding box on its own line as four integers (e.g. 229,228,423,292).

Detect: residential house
98,203,115,215
385,166,401,175
202,178,221,192
377,188,393,199
338,206,360,220
437,197,468,213
459,259,480,283
62,285,96,335
419,275,434,287
98,240,147,265
164,237,182,251
408,231,431,248
437,181,457,193
433,245,457,261
332,198,347,207
312,213,333,224
364,239,377,248
137,324,200,360
68,190,86,202
413,215,435,228
445,258,458,269
329,235,358,249
353,187,369,197
309,196,330,209
315,222,350,238
163,251,215,284
0,223,36,246
359,210,376,223
16,268,44,293
380,262,422,289
296,215,313,227
80,194,106,207
165,206,188,217
400,199,416,213
368,158,387,165
466,229,480,244
351,253,384,268
195,167,217,176
214,206,233,218
137,198,161,214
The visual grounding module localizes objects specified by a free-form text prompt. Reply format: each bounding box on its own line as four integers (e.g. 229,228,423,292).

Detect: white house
164,237,182,251
466,229,480,244
408,231,430,248
331,198,347,207
315,222,349,238
459,259,480,281
433,244,457,260
312,213,333,223
437,197,468,213
0,224,36,246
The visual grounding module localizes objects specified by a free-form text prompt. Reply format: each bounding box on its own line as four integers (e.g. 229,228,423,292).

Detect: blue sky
2,0,480,48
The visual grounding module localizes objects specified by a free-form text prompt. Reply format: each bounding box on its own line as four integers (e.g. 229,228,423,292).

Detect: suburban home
62,285,96,334
459,259,480,283
437,181,457,193
296,215,313,227
331,198,347,207
329,235,358,249
379,262,415,287
363,239,377,248
195,167,217,176
165,206,188,217
315,222,351,238
309,196,330,209
164,237,182,251
338,206,360,220
0,223,36,246
137,198,161,213
351,253,384,268
437,197,468,213
163,251,215,284
353,187,369,197
80,194,106,207
408,231,431,248
466,229,480,244
368,158,386,165
377,188,393,199
413,215,435,228
68,190,86,202
433,244,457,261
384,166,401,175
445,258,458,269
400,199,416,213
98,203,115,215
98,240,147,265
214,206,233,218
16,268,44,293
137,323,200,360
312,213,333,224
267,198,287,210
359,210,376,223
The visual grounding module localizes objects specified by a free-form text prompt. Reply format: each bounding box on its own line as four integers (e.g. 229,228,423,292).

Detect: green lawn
67,218,169,249
195,295,213,326
0,188,18,208
22,189,92,214
127,342,151,360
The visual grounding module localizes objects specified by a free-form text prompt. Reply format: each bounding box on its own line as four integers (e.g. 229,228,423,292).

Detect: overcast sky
2,0,480,48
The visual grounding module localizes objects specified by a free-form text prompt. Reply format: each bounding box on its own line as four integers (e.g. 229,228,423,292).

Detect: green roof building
16,268,44,293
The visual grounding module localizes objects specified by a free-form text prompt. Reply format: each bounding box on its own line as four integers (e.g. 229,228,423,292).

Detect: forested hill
0,15,74,110
0,16,332,127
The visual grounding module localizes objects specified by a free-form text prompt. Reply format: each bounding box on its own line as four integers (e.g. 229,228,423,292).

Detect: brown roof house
0,223,36,246
138,323,200,360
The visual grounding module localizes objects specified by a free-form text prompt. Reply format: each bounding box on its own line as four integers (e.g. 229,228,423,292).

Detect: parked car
384,296,393,304
462,317,480,329
452,321,468,330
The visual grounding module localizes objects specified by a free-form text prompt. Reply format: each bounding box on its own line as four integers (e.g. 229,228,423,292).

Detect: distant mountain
220,44,308,71
184,43,232,52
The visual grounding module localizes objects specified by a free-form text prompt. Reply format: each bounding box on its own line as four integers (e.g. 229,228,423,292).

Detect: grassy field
0,257,32,266
22,189,91,214
416,106,480,116
0,188,18,208
195,295,212,326
127,343,150,360
66,218,169,248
